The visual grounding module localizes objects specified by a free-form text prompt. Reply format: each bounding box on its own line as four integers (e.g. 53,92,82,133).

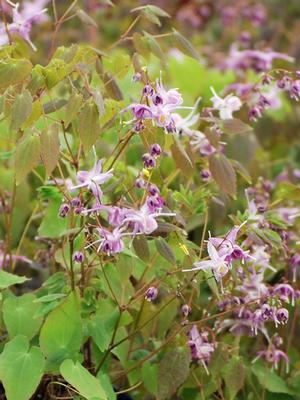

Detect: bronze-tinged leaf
171,29,200,61
204,127,221,148
10,89,33,131
92,90,105,116
209,153,237,197
221,118,253,135
155,237,176,265
103,73,123,101
76,9,98,27
231,159,252,184
64,92,83,128
40,124,60,175
43,99,67,114
170,137,194,177
132,235,150,262
15,134,41,183
157,347,190,400
78,99,101,152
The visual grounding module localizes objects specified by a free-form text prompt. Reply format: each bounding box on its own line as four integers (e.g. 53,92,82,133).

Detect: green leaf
64,92,83,127
222,356,245,400
10,89,33,131
171,29,200,60
60,359,107,400
3,294,43,340
142,361,158,396
0,59,32,89
252,362,295,394
132,32,150,59
15,133,41,184
78,99,101,152
155,237,176,264
157,347,190,400
209,152,237,197
38,197,68,238
132,234,150,262
0,270,29,290
143,31,165,61
231,159,252,184
39,291,82,370
0,335,45,400
40,124,60,175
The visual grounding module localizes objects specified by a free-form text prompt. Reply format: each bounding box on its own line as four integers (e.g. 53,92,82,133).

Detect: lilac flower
250,246,276,273
188,325,215,373
0,1,49,50
209,222,249,265
59,203,70,218
222,45,294,75
0,250,31,268
183,241,230,284
70,160,113,202
273,284,295,305
210,87,242,120
122,199,175,235
254,345,289,373
86,227,126,255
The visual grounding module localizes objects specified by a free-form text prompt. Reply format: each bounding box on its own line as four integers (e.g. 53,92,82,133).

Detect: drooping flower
210,87,242,120
188,325,215,373
145,286,158,302
86,227,126,255
0,250,31,268
253,345,289,373
70,160,113,202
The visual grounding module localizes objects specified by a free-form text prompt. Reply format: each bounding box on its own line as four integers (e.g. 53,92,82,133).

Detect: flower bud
59,203,70,218
73,251,84,263
145,287,158,302
71,197,81,208
150,143,162,157
142,153,156,169
181,304,191,317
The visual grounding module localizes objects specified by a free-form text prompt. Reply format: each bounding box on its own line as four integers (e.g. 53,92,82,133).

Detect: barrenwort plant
0,1,300,399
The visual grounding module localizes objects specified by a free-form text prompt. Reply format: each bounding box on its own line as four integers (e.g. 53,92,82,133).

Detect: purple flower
188,325,215,373
276,308,289,324
0,250,31,268
273,284,295,305
150,143,162,157
290,254,300,282
254,345,289,373
183,241,230,285
210,87,242,119
86,227,125,255
70,159,113,202
181,304,191,317
145,287,158,301
59,203,70,218
142,153,156,169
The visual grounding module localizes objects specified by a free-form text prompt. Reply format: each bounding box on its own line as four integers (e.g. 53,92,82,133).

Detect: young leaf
143,31,165,61
0,335,45,400
39,291,82,370
15,133,41,184
40,124,60,175
10,89,33,131
103,73,123,101
157,347,190,400
209,152,237,197
0,270,29,289
155,237,176,265
132,32,150,59
222,356,245,400
171,29,200,61
64,91,83,127
3,294,43,340
60,359,107,400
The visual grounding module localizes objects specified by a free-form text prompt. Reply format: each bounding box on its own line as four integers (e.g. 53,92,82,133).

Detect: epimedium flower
70,159,113,203
0,0,49,50
86,227,126,255
210,87,242,120
183,241,230,284
253,345,289,373
188,325,215,374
